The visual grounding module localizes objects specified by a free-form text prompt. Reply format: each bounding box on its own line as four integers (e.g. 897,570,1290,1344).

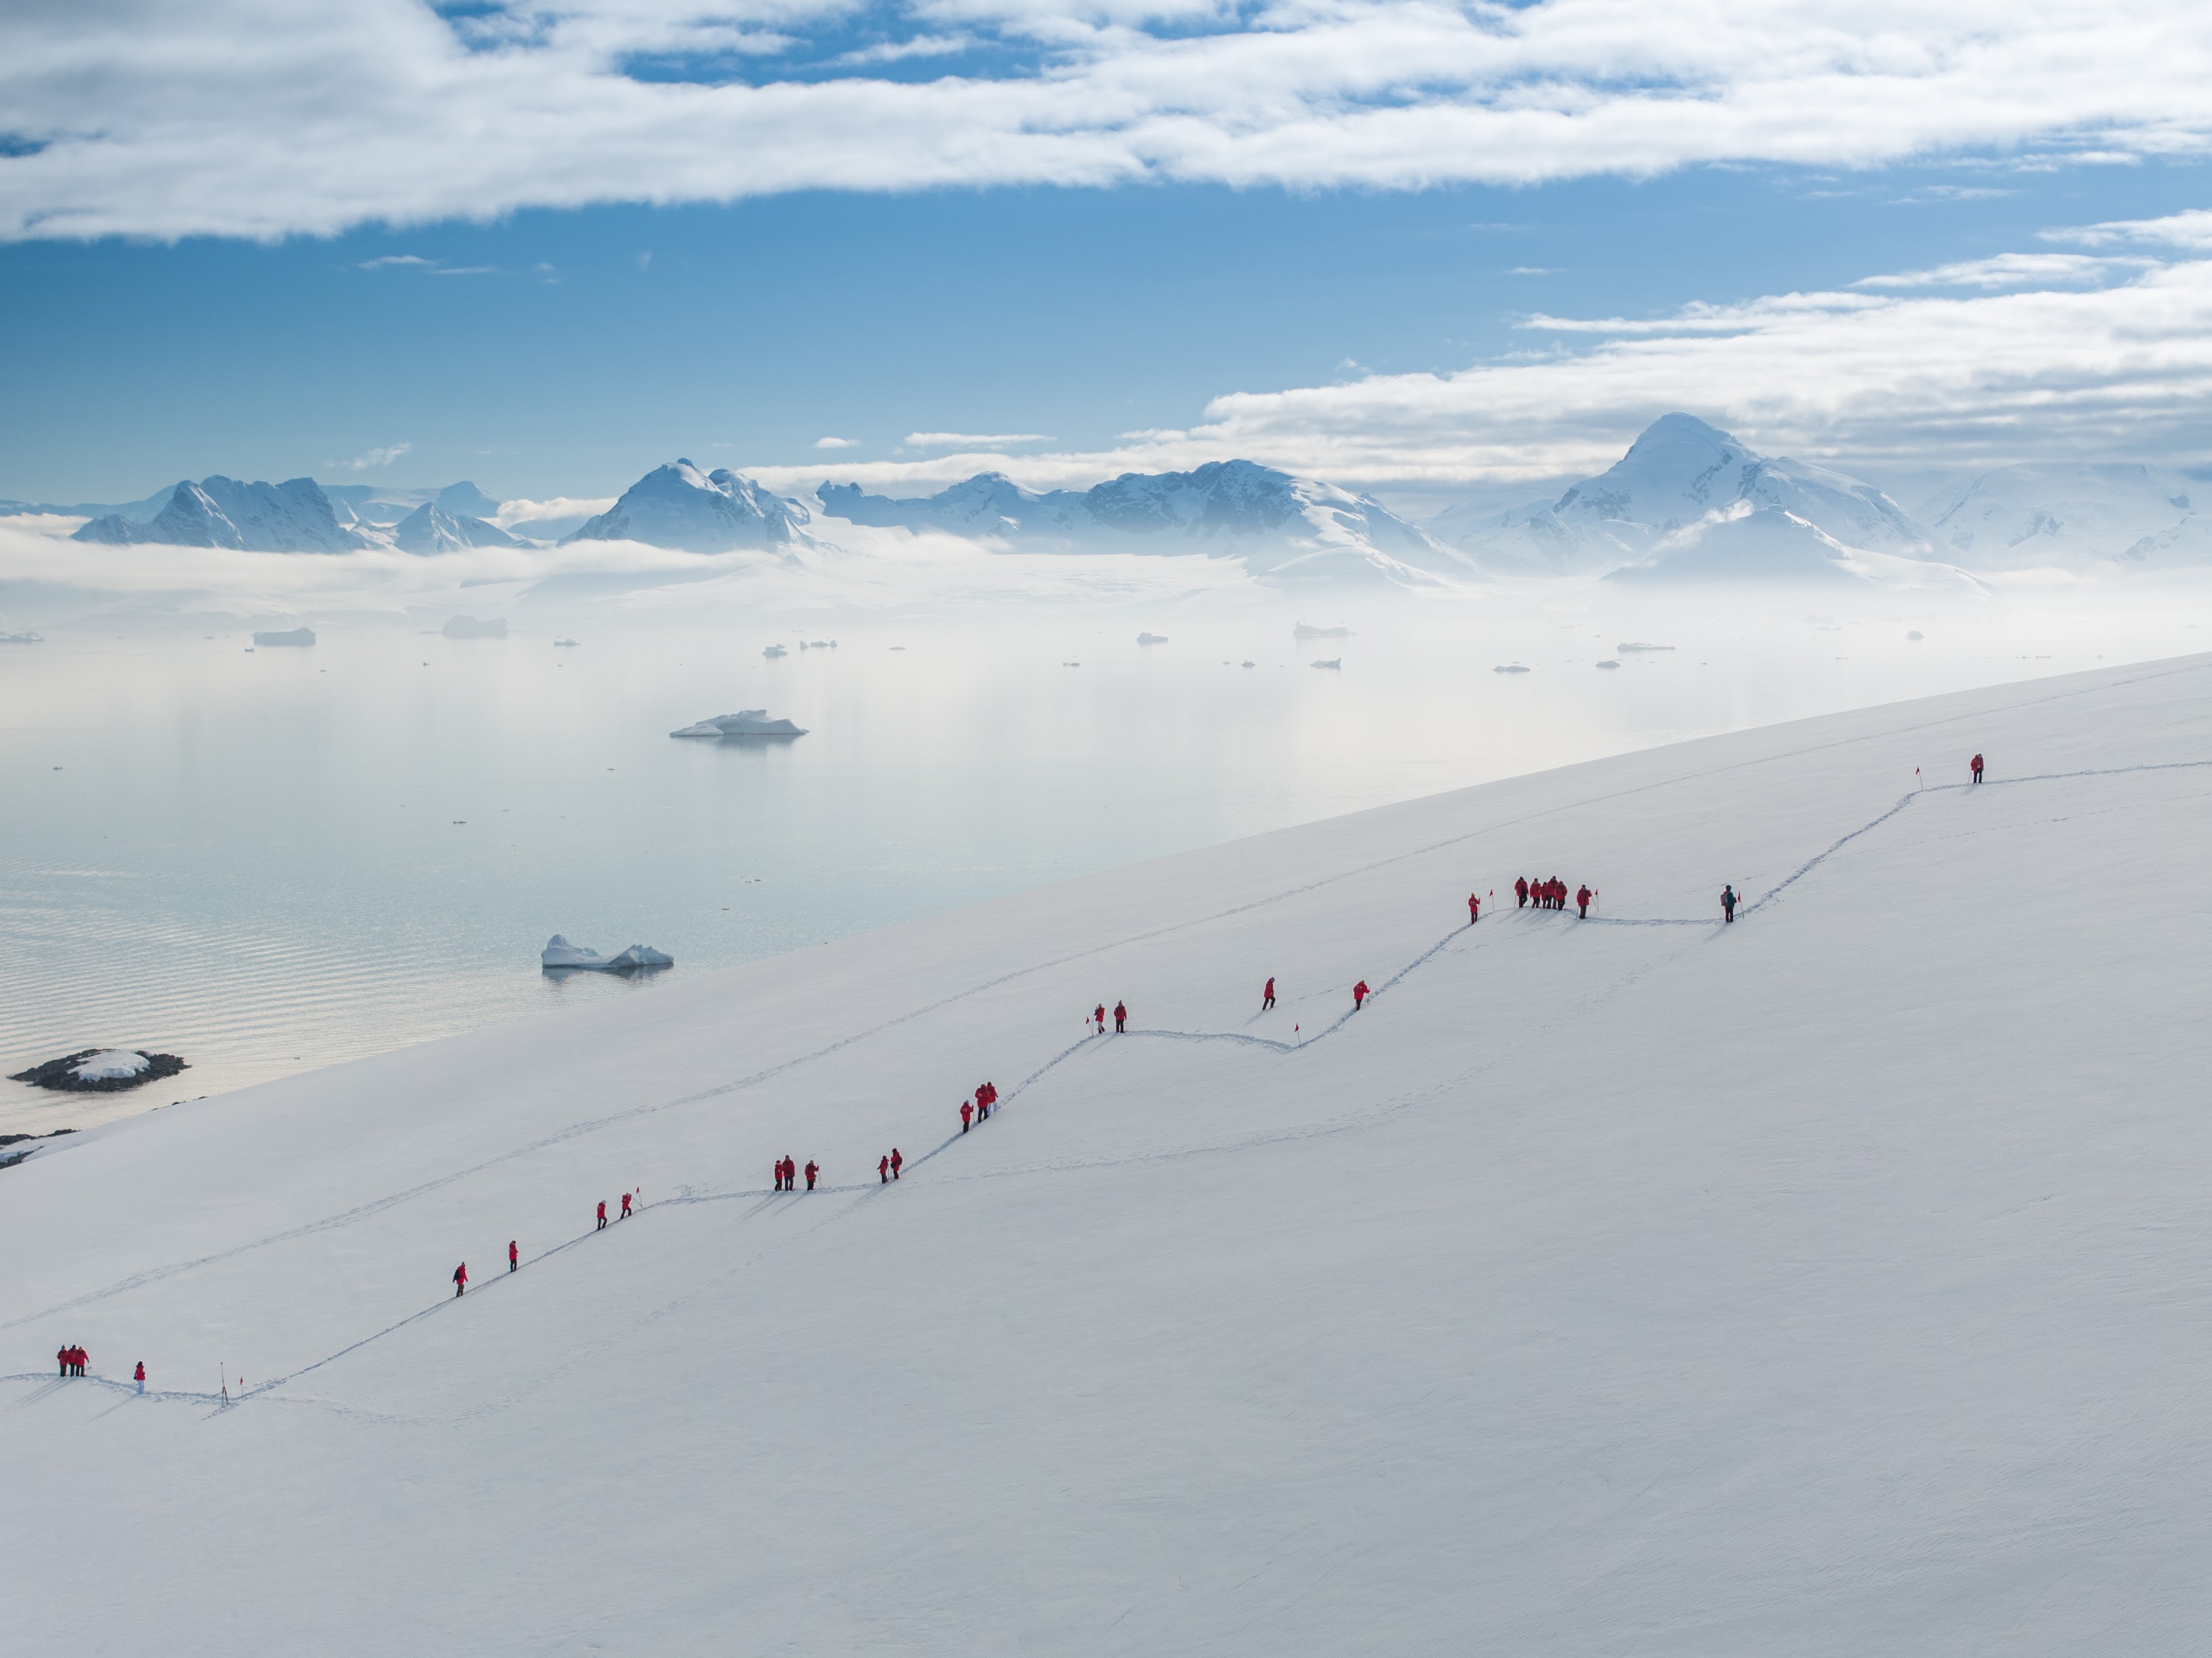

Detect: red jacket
1353,981,1369,999
890,1150,903,1170
135,1363,145,1381
1577,886,1591,906
597,1201,606,1220
1113,1003,1127,1020
804,1162,817,1182
961,1102,973,1122
454,1264,467,1285
508,1241,519,1264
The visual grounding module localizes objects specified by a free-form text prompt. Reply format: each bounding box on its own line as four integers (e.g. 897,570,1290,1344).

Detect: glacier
6,657,2209,1652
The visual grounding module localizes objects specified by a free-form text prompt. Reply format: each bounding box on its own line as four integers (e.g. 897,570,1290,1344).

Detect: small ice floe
1493,663,1531,674
1241,660,1255,667
669,709,808,739
1294,623,1351,639
1063,661,1081,667
1311,658,1341,670
1596,660,1620,669
1906,630,1925,641
443,615,508,639
252,627,315,647
763,644,788,659
798,639,838,650
554,638,580,648
1,631,45,644
1616,641,1674,653
1136,632,1168,645
540,936,675,973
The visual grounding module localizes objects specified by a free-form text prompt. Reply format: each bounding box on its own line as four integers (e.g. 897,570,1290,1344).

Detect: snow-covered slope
1913,462,2212,569
7,656,2210,1653
72,475,370,552
1437,414,1936,580
565,460,811,552
819,460,1472,585
1608,503,1986,591
392,502,517,554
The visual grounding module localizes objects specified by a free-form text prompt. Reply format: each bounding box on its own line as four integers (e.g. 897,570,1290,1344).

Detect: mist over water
4,580,2205,1133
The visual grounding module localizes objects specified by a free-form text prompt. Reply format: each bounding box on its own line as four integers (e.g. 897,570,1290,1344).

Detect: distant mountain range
816,460,1470,583
13,417,2212,583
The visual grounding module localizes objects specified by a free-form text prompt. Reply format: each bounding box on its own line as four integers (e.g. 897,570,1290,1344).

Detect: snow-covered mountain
564,460,809,552
1606,503,1984,592
818,460,1471,584
392,502,516,554
72,476,370,552
1434,414,1938,581
1911,463,2212,569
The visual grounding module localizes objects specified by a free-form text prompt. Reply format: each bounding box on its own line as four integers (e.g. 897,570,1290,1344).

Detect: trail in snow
16,753,2210,1386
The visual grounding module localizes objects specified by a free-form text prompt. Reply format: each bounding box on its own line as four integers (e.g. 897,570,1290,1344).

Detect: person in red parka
1263,976,1276,1009
976,1087,988,1123
804,1160,818,1190
596,1199,607,1231
1353,979,1370,1009
135,1360,145,1395
985,1082,997,1110
1515,876,1529,909
1576,884,1592,918
879,1154,890,1184
961,1099,973,1132
1971,752,1984,784
1468,893,1480,924
621,1191,633,1218
454,1262,468,1298
508,1239,519,1273
57,1346,67,1378
1113,1001,1127,1033
890,1147,903,1180
1093,1003,1105,1033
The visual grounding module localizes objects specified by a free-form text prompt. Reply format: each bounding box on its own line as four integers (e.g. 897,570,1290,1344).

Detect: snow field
5,655,2212,1653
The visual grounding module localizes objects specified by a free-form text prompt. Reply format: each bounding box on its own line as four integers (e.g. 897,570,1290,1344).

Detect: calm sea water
3,592,2201,1132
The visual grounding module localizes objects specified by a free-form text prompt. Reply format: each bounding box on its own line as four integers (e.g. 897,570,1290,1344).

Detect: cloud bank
5,1,2212,240
748,210,2212,494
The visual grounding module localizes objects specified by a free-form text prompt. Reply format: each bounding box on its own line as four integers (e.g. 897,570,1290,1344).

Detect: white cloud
738,220,2212,494
339,442,411,471
904,431,1053,446
815,436,861,448
5,1,2212,239
1851,252,2148,289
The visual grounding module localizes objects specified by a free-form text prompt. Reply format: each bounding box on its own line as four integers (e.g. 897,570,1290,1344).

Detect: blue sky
6,1,2212,506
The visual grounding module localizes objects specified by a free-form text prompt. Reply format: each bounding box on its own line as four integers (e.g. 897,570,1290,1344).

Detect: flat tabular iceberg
540,936,674,972
669,709,808,739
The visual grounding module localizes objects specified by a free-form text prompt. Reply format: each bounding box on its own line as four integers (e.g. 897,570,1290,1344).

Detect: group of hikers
593,1192,635,1230
878,1149,903,1183
1516,876,1593,918
772,1156,819,1191
53,1346,149,1394
961,1081,999,1131
1092,1001,1128,1034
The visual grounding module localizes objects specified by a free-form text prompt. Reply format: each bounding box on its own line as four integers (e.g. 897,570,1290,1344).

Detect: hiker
596,1200,608,1231
135,1360,145,1395
57,1346,67,1377
1353,979,1370,1010
1971,752,1984,784
73,1346,87,1376
454,1262,468,1298
1515,876,1529,909
879,1154,889,1184
1576,884,1592,919
985,1081,997,1110
508,1239,519,1273
1113,1000,1127,1033
804,1160,818,1191
1468,893,1480,924
890,1147,903,1180
1721,884,1737,923
961,1099,973,1132
1093,1003,1105,1033
1263,976,1276,1010
621,1191,633,1218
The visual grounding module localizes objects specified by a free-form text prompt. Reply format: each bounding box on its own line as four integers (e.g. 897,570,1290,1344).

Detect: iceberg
763,644,787,659
669,710,808,739
1494,664,1531,674
251,628,315,647
1311,658,1341,669
1294,623,1352,639
540,935,674,973
1137,632,1169,645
